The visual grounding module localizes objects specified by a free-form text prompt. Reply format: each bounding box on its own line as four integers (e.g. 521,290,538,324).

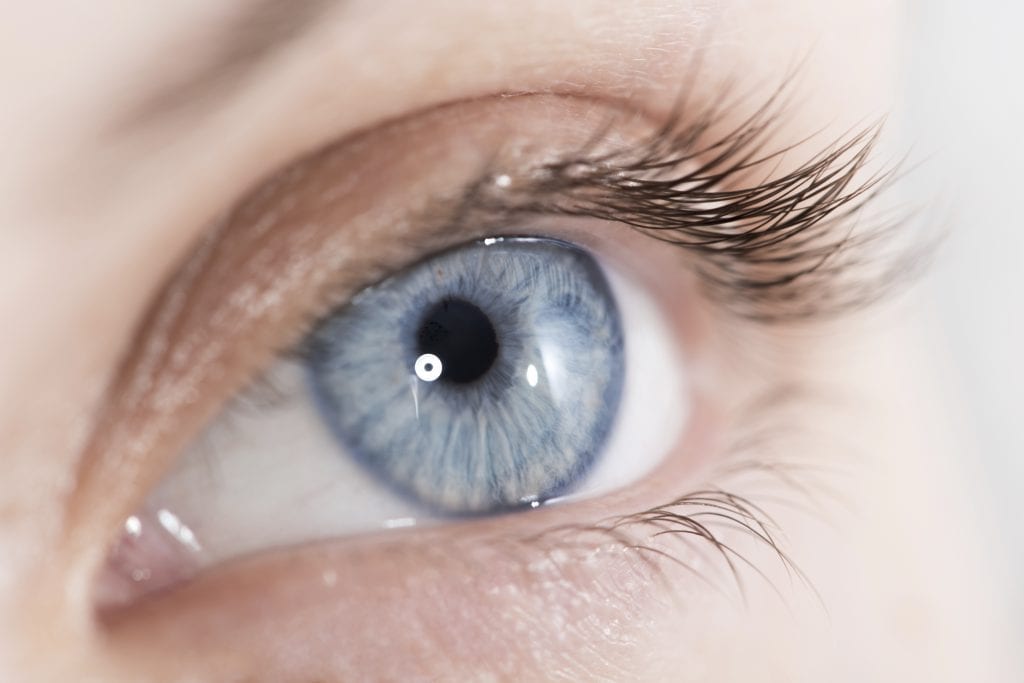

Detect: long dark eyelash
477,82,924,322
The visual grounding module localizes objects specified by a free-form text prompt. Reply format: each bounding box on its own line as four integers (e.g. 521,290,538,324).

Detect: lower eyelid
99,526,670,679
98,394,804,683
97,448,712,680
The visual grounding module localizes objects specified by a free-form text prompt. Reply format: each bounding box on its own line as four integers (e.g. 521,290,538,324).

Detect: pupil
416,298,499,383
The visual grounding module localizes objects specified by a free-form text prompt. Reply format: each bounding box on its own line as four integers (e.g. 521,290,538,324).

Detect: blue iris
305,237,624,514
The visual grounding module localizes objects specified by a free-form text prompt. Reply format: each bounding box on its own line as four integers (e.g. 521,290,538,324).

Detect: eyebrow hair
120,0,339,128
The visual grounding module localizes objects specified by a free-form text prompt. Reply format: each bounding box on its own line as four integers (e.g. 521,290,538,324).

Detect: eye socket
97,229,689,605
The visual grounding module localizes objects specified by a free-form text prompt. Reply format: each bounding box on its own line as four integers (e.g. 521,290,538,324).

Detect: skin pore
0,1,1013,681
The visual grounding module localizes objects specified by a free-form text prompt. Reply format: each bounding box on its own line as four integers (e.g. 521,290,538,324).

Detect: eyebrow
120,0,339,128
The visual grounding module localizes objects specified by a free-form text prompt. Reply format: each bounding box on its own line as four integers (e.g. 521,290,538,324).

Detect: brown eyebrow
118,0,339,129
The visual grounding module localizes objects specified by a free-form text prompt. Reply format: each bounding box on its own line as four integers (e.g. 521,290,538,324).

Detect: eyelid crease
465,81,924,322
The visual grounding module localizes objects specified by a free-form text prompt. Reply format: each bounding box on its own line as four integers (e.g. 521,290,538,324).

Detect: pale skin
0,1,1014,681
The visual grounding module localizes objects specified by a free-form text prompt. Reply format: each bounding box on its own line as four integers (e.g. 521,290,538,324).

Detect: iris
306,237,624,514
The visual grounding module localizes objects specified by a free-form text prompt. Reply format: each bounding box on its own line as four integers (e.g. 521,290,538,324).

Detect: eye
98,226,688,601
306,236,626,514
87,91,895,630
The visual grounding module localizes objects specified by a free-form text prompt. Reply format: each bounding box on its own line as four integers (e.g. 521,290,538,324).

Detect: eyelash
466,82,917,322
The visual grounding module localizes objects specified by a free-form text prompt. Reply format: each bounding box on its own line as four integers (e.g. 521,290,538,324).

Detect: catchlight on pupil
306,237,625,514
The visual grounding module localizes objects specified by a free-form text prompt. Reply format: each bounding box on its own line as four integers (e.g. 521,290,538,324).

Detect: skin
0,1,1015,681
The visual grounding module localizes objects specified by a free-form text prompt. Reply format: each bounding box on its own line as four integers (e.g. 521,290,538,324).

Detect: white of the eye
414,353,443,382
145,360,425,565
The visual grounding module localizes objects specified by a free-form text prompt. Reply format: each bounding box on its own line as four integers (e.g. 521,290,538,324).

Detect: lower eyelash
525,488,806,607
506,385,849,609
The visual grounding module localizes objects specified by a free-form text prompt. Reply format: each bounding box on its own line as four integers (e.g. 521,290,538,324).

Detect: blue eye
304,237,625,514
133,231,687,565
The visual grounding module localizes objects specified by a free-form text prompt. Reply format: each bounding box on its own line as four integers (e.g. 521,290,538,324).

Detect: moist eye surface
305,236,625,514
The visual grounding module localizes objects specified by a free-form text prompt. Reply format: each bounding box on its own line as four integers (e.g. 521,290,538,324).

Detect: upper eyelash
470,82,923,322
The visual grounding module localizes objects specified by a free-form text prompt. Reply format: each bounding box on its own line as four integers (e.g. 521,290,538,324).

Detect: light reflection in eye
124,515,142,538
413,353,443,382
526,363,539,387
155,509,202,553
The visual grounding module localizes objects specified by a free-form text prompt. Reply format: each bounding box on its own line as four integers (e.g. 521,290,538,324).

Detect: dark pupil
416,298,499,384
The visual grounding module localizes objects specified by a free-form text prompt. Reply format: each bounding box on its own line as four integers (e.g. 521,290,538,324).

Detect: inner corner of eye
104,234,690,596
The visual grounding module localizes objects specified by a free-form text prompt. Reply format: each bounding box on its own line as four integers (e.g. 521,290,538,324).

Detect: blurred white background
900,0,1023,635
